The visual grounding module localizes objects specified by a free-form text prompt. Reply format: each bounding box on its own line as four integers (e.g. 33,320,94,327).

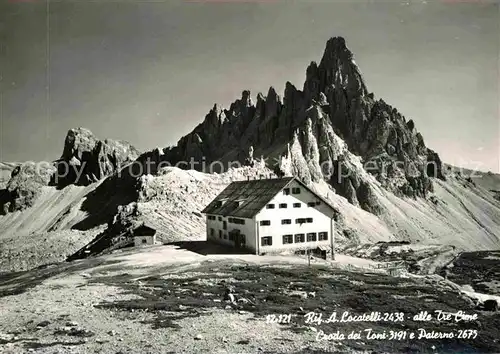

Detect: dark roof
133,223,157,236
201,177,336,218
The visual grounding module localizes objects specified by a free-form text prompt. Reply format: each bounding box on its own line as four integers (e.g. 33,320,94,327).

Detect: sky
1,0,499,172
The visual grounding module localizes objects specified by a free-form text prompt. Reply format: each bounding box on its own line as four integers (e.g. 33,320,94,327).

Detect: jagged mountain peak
317,36,368,97
323,36,350,59
149,35,445,215
267,86,280,98
0,127,140,214
61,127,97,160
211,103,223,115
240,89,253,107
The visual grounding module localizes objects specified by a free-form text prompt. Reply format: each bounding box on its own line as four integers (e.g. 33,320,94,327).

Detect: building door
231,230,244,250
234,233,241,250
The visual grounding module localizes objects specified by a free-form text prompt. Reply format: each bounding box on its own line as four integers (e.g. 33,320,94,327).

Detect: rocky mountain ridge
0,128,139,214
154,37,444,214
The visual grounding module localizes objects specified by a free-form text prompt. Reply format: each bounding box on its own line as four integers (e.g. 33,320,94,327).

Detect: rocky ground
438,251,500,297
341,242,459,275
1,245,500,354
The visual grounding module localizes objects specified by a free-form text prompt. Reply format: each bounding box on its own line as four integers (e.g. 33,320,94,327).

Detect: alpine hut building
201,176,336,257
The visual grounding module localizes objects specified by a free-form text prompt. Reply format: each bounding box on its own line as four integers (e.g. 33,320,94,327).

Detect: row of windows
210,228,246,244
260,218,314,226
295,218,314,224
261,232,328,246
208,215,245,225
210,198,321,218
208,215,223,221
266,201,320,209
282,187,301,195
228,217,245,225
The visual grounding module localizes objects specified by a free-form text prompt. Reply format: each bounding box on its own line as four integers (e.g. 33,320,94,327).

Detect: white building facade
202,177,335,255
133,235,156,247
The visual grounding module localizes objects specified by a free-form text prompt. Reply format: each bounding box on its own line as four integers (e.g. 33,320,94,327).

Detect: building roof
201,177,336,218
132,223,157,236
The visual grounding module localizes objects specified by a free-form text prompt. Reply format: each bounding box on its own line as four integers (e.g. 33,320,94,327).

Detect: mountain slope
0,36,499,272
153,37,444,213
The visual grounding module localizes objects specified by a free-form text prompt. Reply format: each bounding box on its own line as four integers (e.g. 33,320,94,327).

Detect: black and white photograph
1,0,499,353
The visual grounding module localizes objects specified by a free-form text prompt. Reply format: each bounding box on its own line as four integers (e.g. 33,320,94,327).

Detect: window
142,239,148,244
295,218,306,224
294,234,305,243
316,201,321,206
223,221,227,230
241,235,246,245
229,218,245,225
283,188,290,195
307,232,317,242
261,236,273,246
266,204,275,209
210,228,215,237
282,234,294,244
279,203,287,209
260,220,271,226
229,233,234,241
219,230,222,238
293,203,301,208
218,216,222,221
292,187,301,194
306,218,313,223
307,202,316,207
319,232,328,241
224,233,228,239
281,219,292,225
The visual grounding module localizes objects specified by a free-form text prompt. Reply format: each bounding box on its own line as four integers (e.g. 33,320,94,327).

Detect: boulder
288,290,308,300
483,299,498,312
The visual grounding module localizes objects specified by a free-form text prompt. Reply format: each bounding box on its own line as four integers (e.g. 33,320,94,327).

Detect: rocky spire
265,86,282,120
241,90,253,108
303,61,321,104
204,103,224,127
318,36,368,97
154,35,445,214
244,145,255,167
